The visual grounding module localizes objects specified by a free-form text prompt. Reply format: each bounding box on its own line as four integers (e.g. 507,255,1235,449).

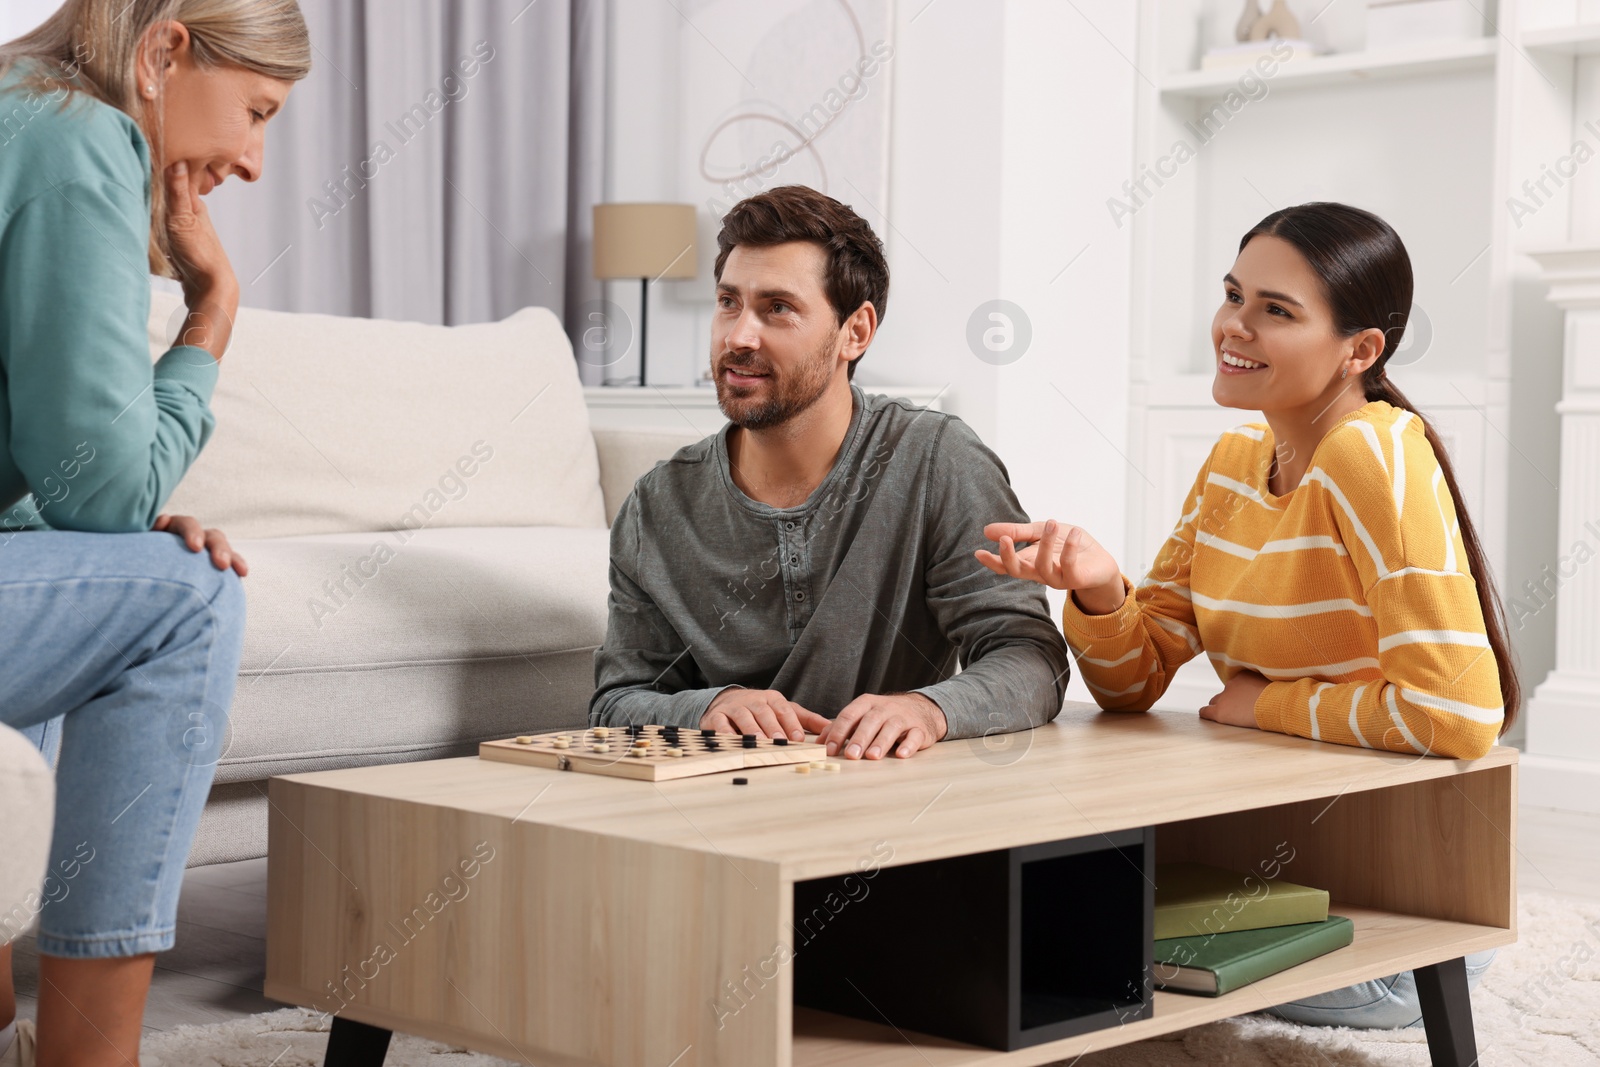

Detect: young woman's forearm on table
1060,578,1204,711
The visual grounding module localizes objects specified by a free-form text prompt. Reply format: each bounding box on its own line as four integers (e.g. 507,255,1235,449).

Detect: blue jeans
1269,949,1496,1028
0,531,245,958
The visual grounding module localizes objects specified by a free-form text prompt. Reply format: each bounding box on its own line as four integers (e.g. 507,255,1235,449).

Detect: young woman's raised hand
977,520,1126,613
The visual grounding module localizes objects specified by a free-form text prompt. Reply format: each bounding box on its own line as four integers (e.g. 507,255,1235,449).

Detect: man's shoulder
859,391,994,469
860,390,962,446
861,390,948,423
630,432,720,505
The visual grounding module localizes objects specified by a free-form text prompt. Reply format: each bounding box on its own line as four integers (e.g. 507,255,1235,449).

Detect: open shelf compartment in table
791,764,1517,1066
792,827,1154,1051
790,904,1510,1067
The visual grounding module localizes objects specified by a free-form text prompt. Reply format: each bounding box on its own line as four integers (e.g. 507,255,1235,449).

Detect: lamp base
597,278,650,387
637,275,649,386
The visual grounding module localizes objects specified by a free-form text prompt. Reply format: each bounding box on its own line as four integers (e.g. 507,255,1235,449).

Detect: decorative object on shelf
1366,0,1486,49
1247,0,1300,41
1205,0,1315,70
1234,0,1263,42
592,202,698,387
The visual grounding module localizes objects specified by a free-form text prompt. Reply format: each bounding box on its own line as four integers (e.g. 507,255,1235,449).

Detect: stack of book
1151,862,1354,997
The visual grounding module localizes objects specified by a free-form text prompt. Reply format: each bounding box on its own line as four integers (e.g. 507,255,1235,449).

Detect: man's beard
713,338,837,431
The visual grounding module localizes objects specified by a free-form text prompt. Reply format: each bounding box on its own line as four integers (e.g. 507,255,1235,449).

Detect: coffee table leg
324,1017,393,1067
1415,956,1478,1067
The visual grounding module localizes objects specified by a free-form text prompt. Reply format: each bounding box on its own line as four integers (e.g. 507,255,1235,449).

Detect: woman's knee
185,557,246,683
0,533,247,719
203,560,247,646
135,534,246,632
122,536,248,674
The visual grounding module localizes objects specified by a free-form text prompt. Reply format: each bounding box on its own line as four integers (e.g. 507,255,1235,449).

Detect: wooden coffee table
264,703,1515,1066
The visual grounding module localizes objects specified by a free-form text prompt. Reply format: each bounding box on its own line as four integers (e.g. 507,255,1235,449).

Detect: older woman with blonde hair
0,2,309,1063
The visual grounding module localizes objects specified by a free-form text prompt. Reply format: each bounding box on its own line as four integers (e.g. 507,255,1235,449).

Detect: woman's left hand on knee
154,514,249,576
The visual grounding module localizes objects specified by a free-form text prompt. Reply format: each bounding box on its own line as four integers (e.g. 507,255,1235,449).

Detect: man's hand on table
819,692,947,761
701,687,831,742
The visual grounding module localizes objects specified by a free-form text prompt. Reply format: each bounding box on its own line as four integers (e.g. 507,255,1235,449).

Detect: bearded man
589,185,1070,760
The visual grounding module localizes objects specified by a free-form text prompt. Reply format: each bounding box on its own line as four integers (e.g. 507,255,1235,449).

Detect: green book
1152,916,1355,996
1153,862,1329,940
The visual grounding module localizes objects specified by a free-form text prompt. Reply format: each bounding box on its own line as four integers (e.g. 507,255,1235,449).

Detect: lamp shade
592,203,698,280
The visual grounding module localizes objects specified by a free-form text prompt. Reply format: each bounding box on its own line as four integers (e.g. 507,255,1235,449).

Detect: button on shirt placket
780,518,811,632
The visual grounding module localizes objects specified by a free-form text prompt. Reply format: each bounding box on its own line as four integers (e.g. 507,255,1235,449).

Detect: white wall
607,0,1137,705
0,0,62,41
859,0,1003,445
604,0,1012,446
996,1,1137,705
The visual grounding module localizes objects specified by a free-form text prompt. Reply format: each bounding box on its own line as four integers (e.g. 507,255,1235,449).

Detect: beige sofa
0,724,53,945
144,289,698,865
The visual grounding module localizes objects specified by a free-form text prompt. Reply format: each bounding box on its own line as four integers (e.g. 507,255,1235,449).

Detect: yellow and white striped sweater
1063,401,1503,759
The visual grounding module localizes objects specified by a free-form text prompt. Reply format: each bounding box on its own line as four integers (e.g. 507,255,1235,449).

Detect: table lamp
592,203,698,386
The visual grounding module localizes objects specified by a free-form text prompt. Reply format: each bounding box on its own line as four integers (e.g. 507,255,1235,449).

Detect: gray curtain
206,0,605,335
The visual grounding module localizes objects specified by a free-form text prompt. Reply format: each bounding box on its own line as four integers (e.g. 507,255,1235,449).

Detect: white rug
142,890,1599,1067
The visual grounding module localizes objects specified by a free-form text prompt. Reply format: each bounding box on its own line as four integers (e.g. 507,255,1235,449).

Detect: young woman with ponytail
979,202,1513,1027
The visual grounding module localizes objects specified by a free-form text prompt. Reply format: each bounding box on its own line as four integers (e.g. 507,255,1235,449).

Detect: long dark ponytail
1241,203,1519,735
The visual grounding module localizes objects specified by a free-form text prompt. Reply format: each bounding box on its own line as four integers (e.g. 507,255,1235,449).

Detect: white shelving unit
1159,37,1498,97
1497,0,1600,809
1128,0,1515,714
1519,21,1600,54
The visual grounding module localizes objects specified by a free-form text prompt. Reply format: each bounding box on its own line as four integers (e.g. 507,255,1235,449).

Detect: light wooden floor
9,806,1600,1035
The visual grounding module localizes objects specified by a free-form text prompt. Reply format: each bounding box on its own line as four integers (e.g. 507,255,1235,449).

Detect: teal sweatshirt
0,60,218,534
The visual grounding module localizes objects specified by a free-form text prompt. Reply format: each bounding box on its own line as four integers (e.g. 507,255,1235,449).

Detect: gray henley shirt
589,387,1071,740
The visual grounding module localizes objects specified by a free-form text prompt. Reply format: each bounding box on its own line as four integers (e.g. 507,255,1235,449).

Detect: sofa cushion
214,526,610,782
149,288,606,539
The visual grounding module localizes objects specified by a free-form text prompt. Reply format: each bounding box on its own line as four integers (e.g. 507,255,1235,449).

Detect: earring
145,85,155,96
1340,367,1349,380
